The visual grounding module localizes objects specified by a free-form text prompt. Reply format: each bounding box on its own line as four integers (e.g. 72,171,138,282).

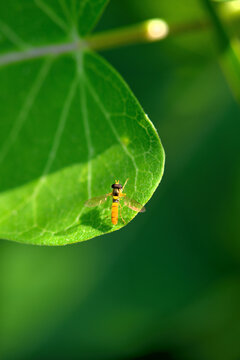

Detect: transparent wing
85,194,110,207
124,196,146,213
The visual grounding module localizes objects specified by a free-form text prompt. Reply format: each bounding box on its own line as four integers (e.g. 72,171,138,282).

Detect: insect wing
85,194,109,207
124,196,146,213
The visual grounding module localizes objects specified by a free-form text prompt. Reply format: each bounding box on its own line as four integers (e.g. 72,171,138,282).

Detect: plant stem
86,19,169,51
202,0,240,103
170,20,210,36
86,18,211,52
0,17,221,67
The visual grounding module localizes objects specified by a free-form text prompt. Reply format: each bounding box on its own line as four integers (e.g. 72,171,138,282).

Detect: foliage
0,0,164,245
0,1,240,360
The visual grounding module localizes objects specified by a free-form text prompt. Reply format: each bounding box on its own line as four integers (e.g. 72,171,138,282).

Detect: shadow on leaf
80,208,113,233
54,208,113,237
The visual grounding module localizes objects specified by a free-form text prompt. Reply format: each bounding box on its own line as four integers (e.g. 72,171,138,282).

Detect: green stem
1,15,236,67
85,6,240,52
85,18,213,52
169,20,210,36
86,18,214,51
85,19,169,51
202,0,240,103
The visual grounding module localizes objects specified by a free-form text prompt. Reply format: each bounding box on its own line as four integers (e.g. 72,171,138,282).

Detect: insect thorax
112,188,120,196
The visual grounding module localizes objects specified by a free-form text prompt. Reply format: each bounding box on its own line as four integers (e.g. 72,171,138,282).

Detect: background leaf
211,0,238,2
0,1,164,245
203,0,240,102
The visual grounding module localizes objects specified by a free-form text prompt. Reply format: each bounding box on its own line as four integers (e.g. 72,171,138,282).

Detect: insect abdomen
111,202,119,225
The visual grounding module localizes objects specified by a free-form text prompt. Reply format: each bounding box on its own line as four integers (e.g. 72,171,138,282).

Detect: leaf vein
35,0,69,33
32,75,78,226
0,58,53,165
0,19,28,49
76,52,94,198
84,75,138,191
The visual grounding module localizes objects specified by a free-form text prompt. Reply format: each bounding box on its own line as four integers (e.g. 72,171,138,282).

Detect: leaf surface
0,1,165,245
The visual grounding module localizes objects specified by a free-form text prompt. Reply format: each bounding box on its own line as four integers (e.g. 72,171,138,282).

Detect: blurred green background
1,0,240,359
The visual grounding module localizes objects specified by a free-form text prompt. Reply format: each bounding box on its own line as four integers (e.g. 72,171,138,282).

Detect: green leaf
203,0,240,103
0,0,109,51
0,1,165,245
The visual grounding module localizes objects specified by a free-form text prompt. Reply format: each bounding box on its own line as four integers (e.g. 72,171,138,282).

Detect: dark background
1,0,240,359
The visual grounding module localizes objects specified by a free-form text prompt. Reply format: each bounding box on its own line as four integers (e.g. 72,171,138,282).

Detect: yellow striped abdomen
111,202,119,225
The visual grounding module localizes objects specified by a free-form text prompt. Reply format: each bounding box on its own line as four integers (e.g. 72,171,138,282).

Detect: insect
85,179,145,225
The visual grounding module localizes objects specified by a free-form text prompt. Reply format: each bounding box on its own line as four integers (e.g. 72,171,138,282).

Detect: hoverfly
85,179,145,225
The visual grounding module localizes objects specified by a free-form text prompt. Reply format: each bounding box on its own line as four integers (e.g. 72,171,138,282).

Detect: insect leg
122,178,129,191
